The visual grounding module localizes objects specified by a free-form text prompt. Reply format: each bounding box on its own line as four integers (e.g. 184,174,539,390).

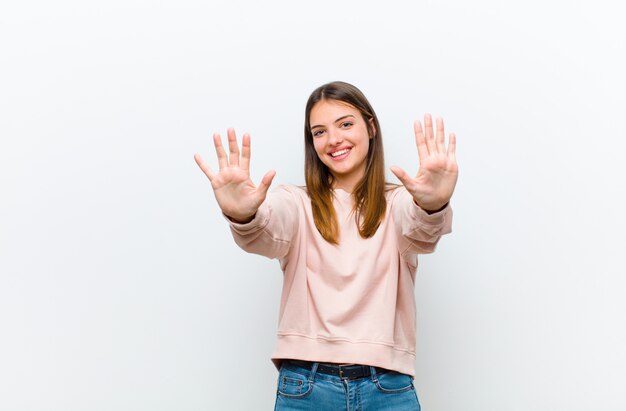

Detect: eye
312,129,325,137
340,121,353,128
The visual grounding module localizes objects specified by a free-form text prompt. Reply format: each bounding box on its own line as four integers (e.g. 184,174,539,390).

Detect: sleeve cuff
223,202,271,233
408,198,449,224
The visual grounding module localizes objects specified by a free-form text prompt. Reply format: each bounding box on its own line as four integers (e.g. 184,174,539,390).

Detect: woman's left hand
390,114,458,213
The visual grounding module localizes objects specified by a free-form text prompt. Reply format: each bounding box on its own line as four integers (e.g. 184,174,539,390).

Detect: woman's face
309,99,374,191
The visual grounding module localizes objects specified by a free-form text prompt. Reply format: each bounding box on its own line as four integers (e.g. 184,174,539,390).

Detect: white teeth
330,148,350,157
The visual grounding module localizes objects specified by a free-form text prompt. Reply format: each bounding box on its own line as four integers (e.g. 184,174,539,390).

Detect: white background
1,1,624,410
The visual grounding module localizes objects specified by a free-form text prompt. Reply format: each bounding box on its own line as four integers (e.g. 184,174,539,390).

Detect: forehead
309,100,359,124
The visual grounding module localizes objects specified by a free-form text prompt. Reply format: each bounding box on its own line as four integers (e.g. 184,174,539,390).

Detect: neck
332,175,361,193
331,166,365,193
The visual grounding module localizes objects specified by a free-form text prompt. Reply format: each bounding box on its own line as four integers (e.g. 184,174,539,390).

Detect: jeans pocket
276,366,314,398
373,371,415,394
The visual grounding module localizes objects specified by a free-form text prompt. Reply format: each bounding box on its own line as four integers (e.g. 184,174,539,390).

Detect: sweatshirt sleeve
224,184,299,260
391,187,453,258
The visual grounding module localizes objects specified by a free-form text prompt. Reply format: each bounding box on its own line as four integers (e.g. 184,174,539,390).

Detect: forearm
226,185,299,260
394,188,453,254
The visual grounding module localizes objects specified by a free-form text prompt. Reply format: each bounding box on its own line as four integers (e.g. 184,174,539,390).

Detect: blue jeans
274,361,421,410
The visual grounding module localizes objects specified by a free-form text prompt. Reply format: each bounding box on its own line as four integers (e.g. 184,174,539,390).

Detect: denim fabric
274,361,421,411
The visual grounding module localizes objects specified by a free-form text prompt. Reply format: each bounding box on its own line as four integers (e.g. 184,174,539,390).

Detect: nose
328,129,343,145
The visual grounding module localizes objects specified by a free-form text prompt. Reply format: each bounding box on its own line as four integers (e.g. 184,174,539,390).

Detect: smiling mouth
330,148,351,158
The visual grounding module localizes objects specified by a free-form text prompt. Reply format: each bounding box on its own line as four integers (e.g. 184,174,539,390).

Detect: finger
227,128,240,167
390,165,416,192
447,132,457,162
213,133,228,170
256,169,276,198
435,117,445,154
413,120,428,163
194,153,216,181
240,133,251,172
424,114,437,155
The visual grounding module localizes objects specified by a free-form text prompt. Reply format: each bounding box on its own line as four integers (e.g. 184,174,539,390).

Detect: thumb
256,170,276,198
194,153,216,181
390,166,413,189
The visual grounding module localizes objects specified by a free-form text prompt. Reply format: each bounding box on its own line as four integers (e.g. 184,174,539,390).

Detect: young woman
194,81,458,410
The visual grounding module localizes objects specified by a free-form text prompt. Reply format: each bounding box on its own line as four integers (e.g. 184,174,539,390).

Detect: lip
328,146,352,161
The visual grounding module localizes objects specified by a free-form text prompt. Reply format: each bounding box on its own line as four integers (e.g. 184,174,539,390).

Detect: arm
390,114,458,256
195,128,297,259
392,188,452,256
227,185,299,259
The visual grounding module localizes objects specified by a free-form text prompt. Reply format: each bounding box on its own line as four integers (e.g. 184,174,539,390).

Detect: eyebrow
310,115,356,130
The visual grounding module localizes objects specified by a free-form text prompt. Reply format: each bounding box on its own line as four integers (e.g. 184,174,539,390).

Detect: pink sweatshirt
227,184,452,377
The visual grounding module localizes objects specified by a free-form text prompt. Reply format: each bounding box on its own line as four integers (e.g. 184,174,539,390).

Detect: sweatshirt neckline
333,188,352,196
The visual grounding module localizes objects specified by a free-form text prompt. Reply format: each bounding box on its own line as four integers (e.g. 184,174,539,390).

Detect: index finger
240,133,251,172
213,132,228,170
413,120,428,163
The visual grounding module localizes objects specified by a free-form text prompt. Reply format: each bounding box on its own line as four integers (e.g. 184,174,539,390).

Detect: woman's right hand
194,128,275,223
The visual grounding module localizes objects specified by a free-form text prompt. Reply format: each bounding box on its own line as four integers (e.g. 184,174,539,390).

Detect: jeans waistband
286,359,389,380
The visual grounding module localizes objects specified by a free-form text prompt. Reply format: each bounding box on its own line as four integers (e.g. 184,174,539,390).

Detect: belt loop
369,366,379,382
309,362,319,382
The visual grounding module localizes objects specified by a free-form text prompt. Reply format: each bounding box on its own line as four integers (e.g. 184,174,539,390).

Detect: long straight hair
304,81,387,245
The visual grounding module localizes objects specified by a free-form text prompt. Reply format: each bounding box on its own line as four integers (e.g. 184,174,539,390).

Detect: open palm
390,114,458,212
194,128,275,222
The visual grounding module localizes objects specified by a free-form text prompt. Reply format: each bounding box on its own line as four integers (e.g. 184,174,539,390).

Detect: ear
368,118,376,139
